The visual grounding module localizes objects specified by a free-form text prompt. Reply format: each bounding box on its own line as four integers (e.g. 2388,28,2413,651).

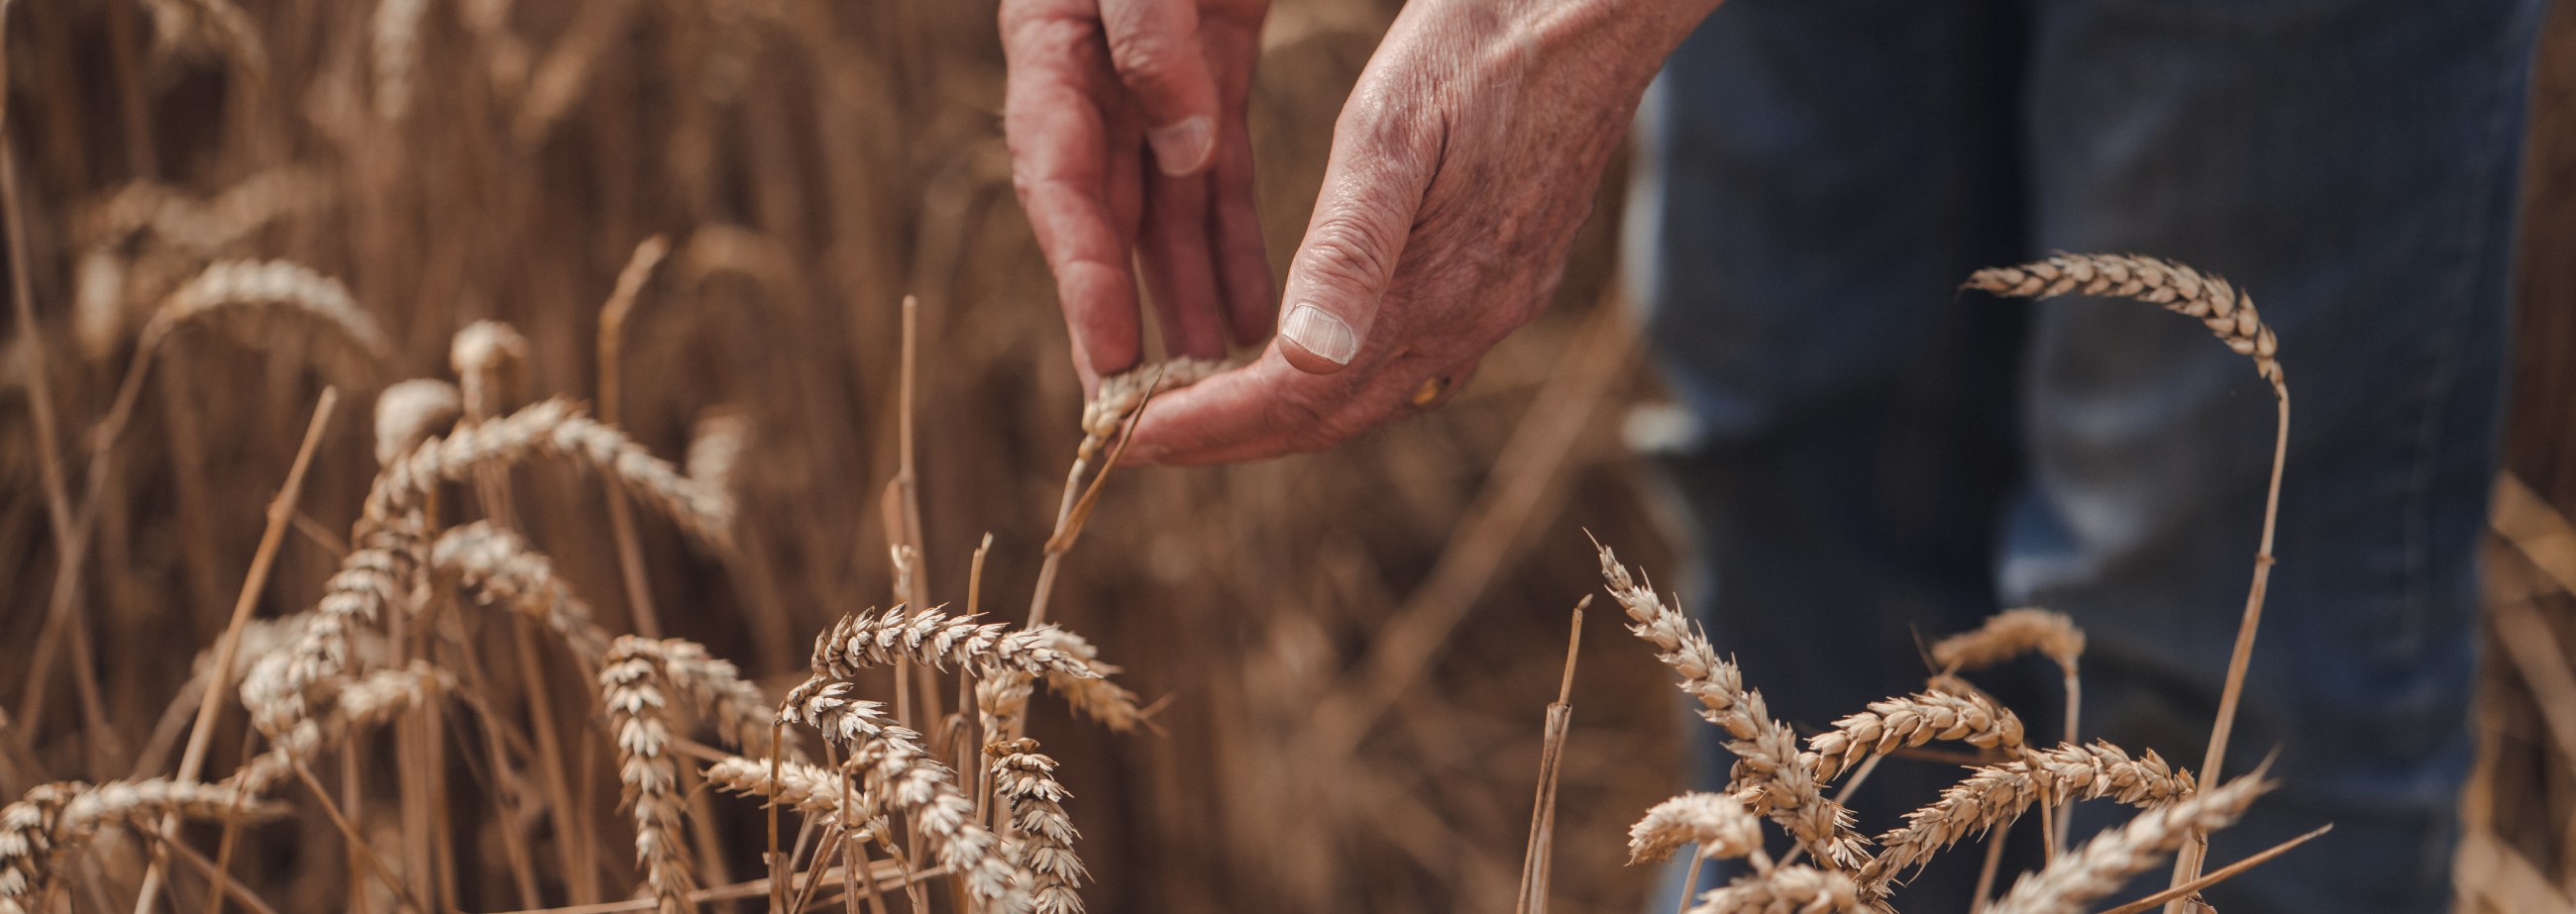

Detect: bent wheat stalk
1965,254,2288,900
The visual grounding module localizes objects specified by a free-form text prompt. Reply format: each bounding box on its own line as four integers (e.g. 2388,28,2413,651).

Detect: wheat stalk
1983,772,2270,914
989,739,1086,914
1966,254,2289,899
1865,742,2197,889
1808,691,2028,783
1596,544,1872,874
1627,792,1763,865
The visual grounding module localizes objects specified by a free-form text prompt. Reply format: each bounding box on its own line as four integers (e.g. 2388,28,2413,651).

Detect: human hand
1002,0,1275,393
1117,0,1721,464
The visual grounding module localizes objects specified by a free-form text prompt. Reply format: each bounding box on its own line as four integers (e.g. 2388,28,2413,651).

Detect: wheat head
1983,772,2269,914
990,739,1087,914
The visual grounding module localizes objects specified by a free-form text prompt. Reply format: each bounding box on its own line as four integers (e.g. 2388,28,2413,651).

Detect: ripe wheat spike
1808,690,2029,782
1597,545,1872,874
1964,254,2281,389
1627,791,1763,865
991,739,1088,914
1984,772,2270,914
1865,742,2198,889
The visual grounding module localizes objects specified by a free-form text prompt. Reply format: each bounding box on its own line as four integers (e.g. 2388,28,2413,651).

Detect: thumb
1101,0,1223,176
1277,112,1434,374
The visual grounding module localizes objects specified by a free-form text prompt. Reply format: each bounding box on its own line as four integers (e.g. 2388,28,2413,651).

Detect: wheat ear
431,521,613,663
1984,772,2270,914
1966,254,2288,898
374,379,463,467
1930,609,2084,672
1627,792,1764,865
95,258,390,465
600,639,697,914
1865,742,2196,888
1686,863,1863,914
238,525,414,735
990,739,1086,914
686,411,750,490
703,758,873,829
1597,544,1872,873
778,684,1031,912
232,662,454,796
0,779,281,910
1808,691,2028,782
371,398,734,547
807,605,1103,681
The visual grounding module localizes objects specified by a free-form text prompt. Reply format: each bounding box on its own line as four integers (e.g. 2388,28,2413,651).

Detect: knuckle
1106,30,1191,95
1297,217,1397,295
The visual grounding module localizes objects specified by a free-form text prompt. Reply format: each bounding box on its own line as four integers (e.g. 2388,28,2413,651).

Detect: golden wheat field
5,1,2576,913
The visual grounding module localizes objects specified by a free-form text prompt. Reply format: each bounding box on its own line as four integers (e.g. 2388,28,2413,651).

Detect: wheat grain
1930,609,2084,672
1866,742,2197,888
1808,691,2028,782
1597,544,1872,874
1964,254,2280,388
990,739,1086,914
1687,863,1863,914
599,638,696,914
431,521,613,662
375,379,463,467
1984,773,2269,914
1628,792,1764,865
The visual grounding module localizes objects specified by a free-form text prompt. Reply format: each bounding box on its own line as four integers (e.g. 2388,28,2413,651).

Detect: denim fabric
1623,1,2544,912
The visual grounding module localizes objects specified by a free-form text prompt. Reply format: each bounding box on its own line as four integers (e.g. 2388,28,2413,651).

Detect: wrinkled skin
1004,0,1720,464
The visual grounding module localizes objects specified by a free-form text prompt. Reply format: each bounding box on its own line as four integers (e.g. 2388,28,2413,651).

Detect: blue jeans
1625,1,2543,911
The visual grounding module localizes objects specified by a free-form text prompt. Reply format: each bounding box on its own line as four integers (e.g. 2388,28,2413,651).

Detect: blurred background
2,0,2574,912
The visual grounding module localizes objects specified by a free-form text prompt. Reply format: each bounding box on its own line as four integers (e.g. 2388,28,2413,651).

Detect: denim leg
2009,1,2544,911
1626,0,2045,905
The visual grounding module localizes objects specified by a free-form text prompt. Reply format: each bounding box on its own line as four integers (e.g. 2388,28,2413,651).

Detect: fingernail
1148,115,1214,176
1281,303,1358,364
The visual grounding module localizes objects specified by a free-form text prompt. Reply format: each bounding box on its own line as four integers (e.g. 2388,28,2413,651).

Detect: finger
1003,3,1141,389
1100,0,1221,176
1276,99,1438,374
1137,169,1231,358
1203,16,1273,348
1145,352,1476,465
1117,346,1354,463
